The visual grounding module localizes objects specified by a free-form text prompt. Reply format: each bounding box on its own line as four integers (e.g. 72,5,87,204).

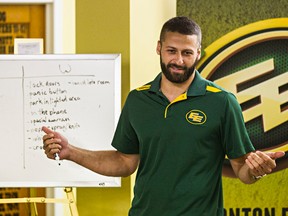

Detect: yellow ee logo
186,110,207,125
197,18,288,154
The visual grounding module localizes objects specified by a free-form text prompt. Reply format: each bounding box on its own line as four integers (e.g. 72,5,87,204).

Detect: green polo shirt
112,71,255,216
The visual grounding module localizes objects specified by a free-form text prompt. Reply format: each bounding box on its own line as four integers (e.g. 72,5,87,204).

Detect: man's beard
160,57,198,83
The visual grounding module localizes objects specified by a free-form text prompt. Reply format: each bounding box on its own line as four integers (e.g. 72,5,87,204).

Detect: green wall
177,0,288,214
177,0,288,49
75,0,131,215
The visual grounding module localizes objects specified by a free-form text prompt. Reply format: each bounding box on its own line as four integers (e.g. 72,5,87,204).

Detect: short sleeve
223,93,255,159
111,92,140,154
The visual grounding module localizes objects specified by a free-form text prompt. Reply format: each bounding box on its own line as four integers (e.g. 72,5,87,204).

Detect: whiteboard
0,54,121,187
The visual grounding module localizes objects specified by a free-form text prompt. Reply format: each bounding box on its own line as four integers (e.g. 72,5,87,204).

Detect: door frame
0,0,75,54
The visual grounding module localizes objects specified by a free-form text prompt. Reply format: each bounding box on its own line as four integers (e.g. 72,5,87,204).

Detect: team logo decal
196,18,288,170
186,110,207,125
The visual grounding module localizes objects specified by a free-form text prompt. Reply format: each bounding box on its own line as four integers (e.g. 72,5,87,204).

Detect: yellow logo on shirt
186,110,207,125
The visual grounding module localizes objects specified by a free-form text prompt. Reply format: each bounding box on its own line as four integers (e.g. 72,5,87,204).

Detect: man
43,16,284,215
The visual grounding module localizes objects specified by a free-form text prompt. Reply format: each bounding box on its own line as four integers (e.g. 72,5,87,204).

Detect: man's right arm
68,146,139,177
42,126,139,177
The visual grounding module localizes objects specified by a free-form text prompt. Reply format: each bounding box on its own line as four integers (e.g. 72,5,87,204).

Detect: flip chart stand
0,187,79,216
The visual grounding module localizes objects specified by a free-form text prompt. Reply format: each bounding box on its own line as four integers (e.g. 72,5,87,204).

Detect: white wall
55,0,75,54
130,0,176,90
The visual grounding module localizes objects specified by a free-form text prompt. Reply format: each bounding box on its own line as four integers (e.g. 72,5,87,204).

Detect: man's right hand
42,126,69,160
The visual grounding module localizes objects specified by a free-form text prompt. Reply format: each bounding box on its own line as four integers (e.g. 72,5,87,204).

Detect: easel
0,187,79,216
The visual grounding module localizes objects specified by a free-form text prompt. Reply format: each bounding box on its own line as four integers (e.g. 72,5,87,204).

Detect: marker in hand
55,153,61,166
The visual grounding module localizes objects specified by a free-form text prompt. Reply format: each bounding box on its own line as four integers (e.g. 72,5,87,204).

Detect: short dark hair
159,16,202,47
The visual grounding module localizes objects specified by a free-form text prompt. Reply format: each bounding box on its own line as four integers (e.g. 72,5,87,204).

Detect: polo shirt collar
149,70,207,97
